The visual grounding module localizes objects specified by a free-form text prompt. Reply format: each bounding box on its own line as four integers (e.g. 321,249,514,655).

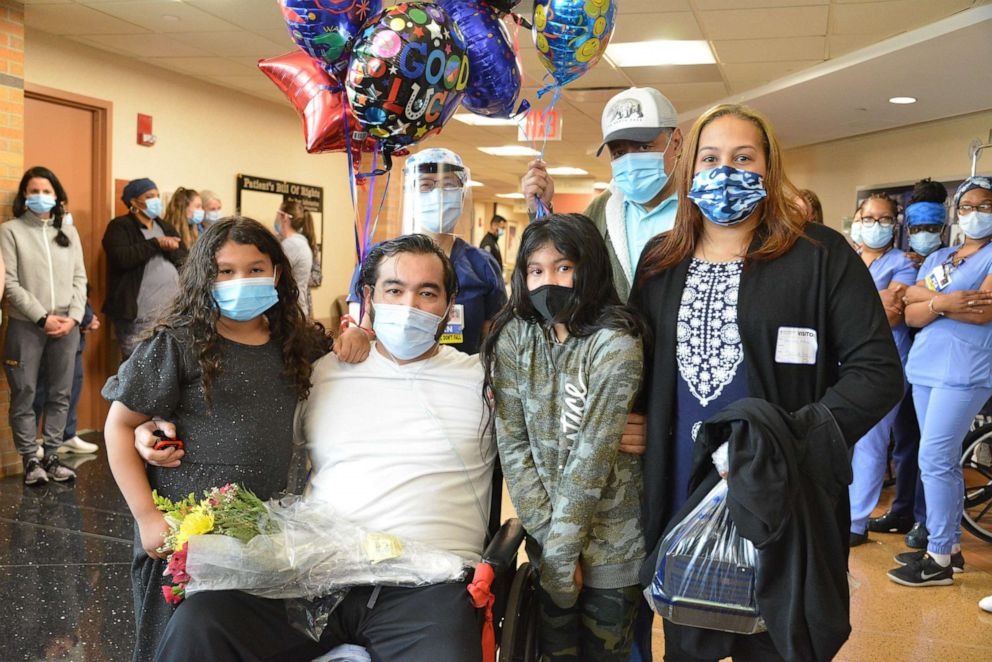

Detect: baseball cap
596,87,678,156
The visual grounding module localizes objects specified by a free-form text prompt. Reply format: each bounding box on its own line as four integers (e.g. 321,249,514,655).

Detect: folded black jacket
656,398,851,662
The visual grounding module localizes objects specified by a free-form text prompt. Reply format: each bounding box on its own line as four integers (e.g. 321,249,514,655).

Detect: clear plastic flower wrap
182,495,469,600
644,480,766,634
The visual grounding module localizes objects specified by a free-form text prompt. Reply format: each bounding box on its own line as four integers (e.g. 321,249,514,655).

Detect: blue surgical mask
26,194,57,214
142,197,163,219
850,221,863,245
205,210,222,224
688,166,768,226
274,220,282,236
189,209,205,225
860,223,894,249
63,212,74,227
909,231,942,256
497,228,505,237
418,189,463,234
372,302,445,360
211,276,279,321
611,151,669,205
958,211,992,240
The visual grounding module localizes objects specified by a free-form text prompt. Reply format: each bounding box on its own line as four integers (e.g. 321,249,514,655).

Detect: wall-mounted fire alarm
137,113,156,147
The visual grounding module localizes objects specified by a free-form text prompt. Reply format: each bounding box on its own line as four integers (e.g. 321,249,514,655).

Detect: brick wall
0,0,24,477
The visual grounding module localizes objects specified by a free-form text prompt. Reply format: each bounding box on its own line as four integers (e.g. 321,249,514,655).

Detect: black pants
662,620,785,662
154,585,482,662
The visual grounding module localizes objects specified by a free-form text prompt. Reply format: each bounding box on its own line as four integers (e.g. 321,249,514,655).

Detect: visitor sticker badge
365,532,404,564
925,263,953,292
439,304,465,345
775,327,818,365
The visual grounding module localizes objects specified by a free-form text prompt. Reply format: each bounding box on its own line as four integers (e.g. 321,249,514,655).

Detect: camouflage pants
537,583,641,661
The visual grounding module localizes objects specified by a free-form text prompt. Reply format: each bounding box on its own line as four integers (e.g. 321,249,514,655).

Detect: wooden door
24,88,112,433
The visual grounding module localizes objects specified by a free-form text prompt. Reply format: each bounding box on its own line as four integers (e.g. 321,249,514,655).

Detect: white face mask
372,302,446,360
417,189,463,234
958,211,992,240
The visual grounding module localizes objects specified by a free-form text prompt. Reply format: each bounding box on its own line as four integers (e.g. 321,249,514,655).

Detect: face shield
401,149,473,238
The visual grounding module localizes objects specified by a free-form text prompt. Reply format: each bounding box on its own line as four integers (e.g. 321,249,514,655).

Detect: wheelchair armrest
481,518,525,573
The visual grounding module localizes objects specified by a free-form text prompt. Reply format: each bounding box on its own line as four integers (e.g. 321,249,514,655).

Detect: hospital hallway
1,434,990,661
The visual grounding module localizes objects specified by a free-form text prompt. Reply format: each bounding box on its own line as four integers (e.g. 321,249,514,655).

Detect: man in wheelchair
147,234,499,662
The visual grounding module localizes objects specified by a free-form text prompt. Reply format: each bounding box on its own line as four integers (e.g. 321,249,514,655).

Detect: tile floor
2,436,991,661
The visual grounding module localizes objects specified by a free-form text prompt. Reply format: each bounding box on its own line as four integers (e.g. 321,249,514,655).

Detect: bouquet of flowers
154,484,468,605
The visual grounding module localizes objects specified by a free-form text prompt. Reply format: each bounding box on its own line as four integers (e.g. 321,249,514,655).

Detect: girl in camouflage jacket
482,214,647,661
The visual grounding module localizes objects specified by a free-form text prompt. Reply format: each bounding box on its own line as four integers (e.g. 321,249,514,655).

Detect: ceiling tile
722,60,823,92
140,56,255,77
826,33,879,58
624,0,692,11
169,31,291,59
624,64,725,86
830,0,974,35
699,6,829,40
184,0,286,32
72,33,210,58
613,11,704,41
650,82,730,112
694,0,827,8
78,1,241,33
713,36,826,64
25,4,148,35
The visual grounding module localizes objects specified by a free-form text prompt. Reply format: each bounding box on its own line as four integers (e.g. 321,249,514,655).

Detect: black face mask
528,284,572,323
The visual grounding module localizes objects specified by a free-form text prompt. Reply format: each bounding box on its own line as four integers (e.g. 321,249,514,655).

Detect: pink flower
162,584,185,605
166,545,191,584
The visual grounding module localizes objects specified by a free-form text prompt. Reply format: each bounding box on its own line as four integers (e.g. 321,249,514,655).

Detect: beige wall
785,109,992,230
24,30,358,319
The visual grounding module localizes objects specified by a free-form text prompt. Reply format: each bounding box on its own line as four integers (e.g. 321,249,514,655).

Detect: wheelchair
961,420,992,544
311,464,542,662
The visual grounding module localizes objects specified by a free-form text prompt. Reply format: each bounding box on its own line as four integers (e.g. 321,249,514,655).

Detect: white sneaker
980,595,992,613
58,436,99,454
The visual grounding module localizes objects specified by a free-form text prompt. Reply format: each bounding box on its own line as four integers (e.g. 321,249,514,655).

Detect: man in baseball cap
521,87,682,302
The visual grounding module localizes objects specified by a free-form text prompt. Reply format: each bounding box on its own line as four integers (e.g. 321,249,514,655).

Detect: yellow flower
175,510,215,547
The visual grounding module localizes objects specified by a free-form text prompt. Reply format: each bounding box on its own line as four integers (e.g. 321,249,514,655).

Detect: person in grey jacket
482,214,647,660
1,166,87,485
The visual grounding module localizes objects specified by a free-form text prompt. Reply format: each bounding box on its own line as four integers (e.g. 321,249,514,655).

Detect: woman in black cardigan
628,104,904,661
102,178,187,358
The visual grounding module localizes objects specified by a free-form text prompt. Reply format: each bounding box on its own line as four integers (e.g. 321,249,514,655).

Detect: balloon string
343,111,362,263
368,170,391,252
532,83,563,220
361,145,380,263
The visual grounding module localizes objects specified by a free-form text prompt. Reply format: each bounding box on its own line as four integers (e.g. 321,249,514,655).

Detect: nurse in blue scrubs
888,176,992,587
849,193,919,546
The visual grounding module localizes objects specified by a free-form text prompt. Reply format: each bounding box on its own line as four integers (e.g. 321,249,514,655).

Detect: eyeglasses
908,224,943,235
860,216,895,227
417,181,463,193
958,202,992,214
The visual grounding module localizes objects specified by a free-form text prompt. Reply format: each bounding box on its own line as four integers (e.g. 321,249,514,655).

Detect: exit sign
518,109,562,142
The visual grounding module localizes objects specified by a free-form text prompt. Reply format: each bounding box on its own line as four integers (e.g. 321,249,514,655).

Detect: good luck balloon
436,0,520,117
346,2,469,153
279,0,382,74
533,0,616,89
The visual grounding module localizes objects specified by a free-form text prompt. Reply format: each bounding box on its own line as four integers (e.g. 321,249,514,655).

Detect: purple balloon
436,0,521,118
279,0,383,74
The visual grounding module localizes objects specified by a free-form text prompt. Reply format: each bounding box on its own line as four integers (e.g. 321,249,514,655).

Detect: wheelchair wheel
961,423,992,543
499,561,540,662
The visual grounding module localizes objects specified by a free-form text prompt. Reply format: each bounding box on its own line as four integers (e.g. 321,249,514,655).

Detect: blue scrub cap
122,178,157,206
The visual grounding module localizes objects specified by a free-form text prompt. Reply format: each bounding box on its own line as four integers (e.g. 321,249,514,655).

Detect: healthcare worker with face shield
340,148,506,359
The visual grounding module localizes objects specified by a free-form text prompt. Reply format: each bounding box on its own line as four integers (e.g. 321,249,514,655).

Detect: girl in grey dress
103,218,332,662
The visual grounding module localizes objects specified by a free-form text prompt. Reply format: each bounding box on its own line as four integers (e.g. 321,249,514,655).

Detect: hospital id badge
925,263,952,292
439,304,464,345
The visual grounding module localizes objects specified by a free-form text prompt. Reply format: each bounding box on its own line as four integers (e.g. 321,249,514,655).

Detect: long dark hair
13,166,70,247
481,213,647,402
155,217,332,404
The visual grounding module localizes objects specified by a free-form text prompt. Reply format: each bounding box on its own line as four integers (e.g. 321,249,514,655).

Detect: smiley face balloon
346,2,469,154
533,0,616,88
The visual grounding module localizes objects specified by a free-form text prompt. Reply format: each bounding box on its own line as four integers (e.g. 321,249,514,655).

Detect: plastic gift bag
183,496,468,601
644,480,766,634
